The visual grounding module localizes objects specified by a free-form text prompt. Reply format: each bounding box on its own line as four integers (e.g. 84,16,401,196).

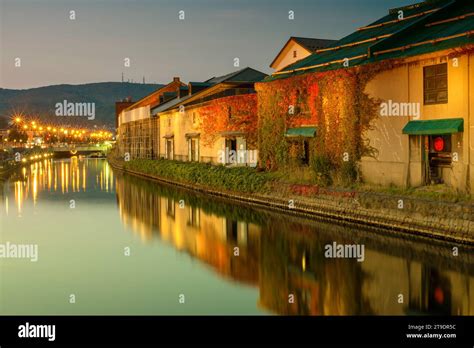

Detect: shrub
124,159,268,193
311,154,334,186
339,160,358,187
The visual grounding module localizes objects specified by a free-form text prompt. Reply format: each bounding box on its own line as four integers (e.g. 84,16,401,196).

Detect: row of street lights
4,117,114,146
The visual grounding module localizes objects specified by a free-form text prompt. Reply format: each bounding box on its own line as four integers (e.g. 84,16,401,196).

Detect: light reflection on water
3,157,114,215
0,158,473,315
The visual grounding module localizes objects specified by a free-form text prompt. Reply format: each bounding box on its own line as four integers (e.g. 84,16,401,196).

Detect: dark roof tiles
292,37,337,51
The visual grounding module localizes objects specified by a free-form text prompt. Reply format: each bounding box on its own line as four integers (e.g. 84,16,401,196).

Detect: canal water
0,158,472,315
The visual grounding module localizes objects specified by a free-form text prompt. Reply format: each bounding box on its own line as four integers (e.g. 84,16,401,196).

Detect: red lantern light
434,287,444,304
433,137,444,152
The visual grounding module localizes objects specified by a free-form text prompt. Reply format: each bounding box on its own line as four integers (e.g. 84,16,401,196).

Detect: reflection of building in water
115,173,474,316
258,224,365,315
361,250,473,316
115,174,261,284
406,264,470,315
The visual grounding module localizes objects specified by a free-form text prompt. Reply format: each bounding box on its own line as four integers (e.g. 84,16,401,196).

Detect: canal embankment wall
1,150,53,179
107,157,473,245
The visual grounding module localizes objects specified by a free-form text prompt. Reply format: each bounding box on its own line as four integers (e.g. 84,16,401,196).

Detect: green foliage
257,91,288,170
122,173,270,225
124,159,269,193
274,137,289,166
339,160,358,187
311,154,334,187
255,63,398,186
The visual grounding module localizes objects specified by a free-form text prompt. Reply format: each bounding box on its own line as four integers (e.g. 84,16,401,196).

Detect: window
168,118,171,127
293,50,297,58
424,63,447,105
192,112,196,124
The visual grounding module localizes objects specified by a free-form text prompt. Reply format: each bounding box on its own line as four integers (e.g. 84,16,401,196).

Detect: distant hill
0,82,163,128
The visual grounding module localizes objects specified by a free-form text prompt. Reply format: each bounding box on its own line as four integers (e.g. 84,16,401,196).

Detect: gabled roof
189,82,213,87
153,67,267,115
292,37,338,52
163,91,177,99
269,36,337,68
268,0,472,81
151,94,193,115
123,79,185,111
205,67,268,84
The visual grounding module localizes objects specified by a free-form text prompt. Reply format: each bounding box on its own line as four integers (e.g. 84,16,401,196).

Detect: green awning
285,127,317,138
402,118,463,135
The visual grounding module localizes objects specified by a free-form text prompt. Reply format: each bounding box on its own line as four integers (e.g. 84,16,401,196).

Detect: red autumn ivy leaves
198,94,258,146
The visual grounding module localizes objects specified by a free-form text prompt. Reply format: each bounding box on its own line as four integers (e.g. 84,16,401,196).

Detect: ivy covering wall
198,94,258,147
255,63,396,185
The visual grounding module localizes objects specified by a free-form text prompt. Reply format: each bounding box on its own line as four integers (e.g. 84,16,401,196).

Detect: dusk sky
1,0,417,90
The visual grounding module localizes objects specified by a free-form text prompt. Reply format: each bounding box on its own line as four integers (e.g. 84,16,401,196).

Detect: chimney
173,77,180,83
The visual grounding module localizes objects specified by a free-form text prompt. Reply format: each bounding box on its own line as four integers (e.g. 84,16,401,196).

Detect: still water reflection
0,158,473,315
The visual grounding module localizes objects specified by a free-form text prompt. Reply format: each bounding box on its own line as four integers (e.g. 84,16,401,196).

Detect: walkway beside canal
107,156,473,245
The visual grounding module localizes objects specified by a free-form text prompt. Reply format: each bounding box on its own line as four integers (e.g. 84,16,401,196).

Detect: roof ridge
368,0,457,56
357,7,440,31
292,36,335,41
388,0,433,14
222,66,252,82
425,9,474,27
123,79,185,112
204,67,251,84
